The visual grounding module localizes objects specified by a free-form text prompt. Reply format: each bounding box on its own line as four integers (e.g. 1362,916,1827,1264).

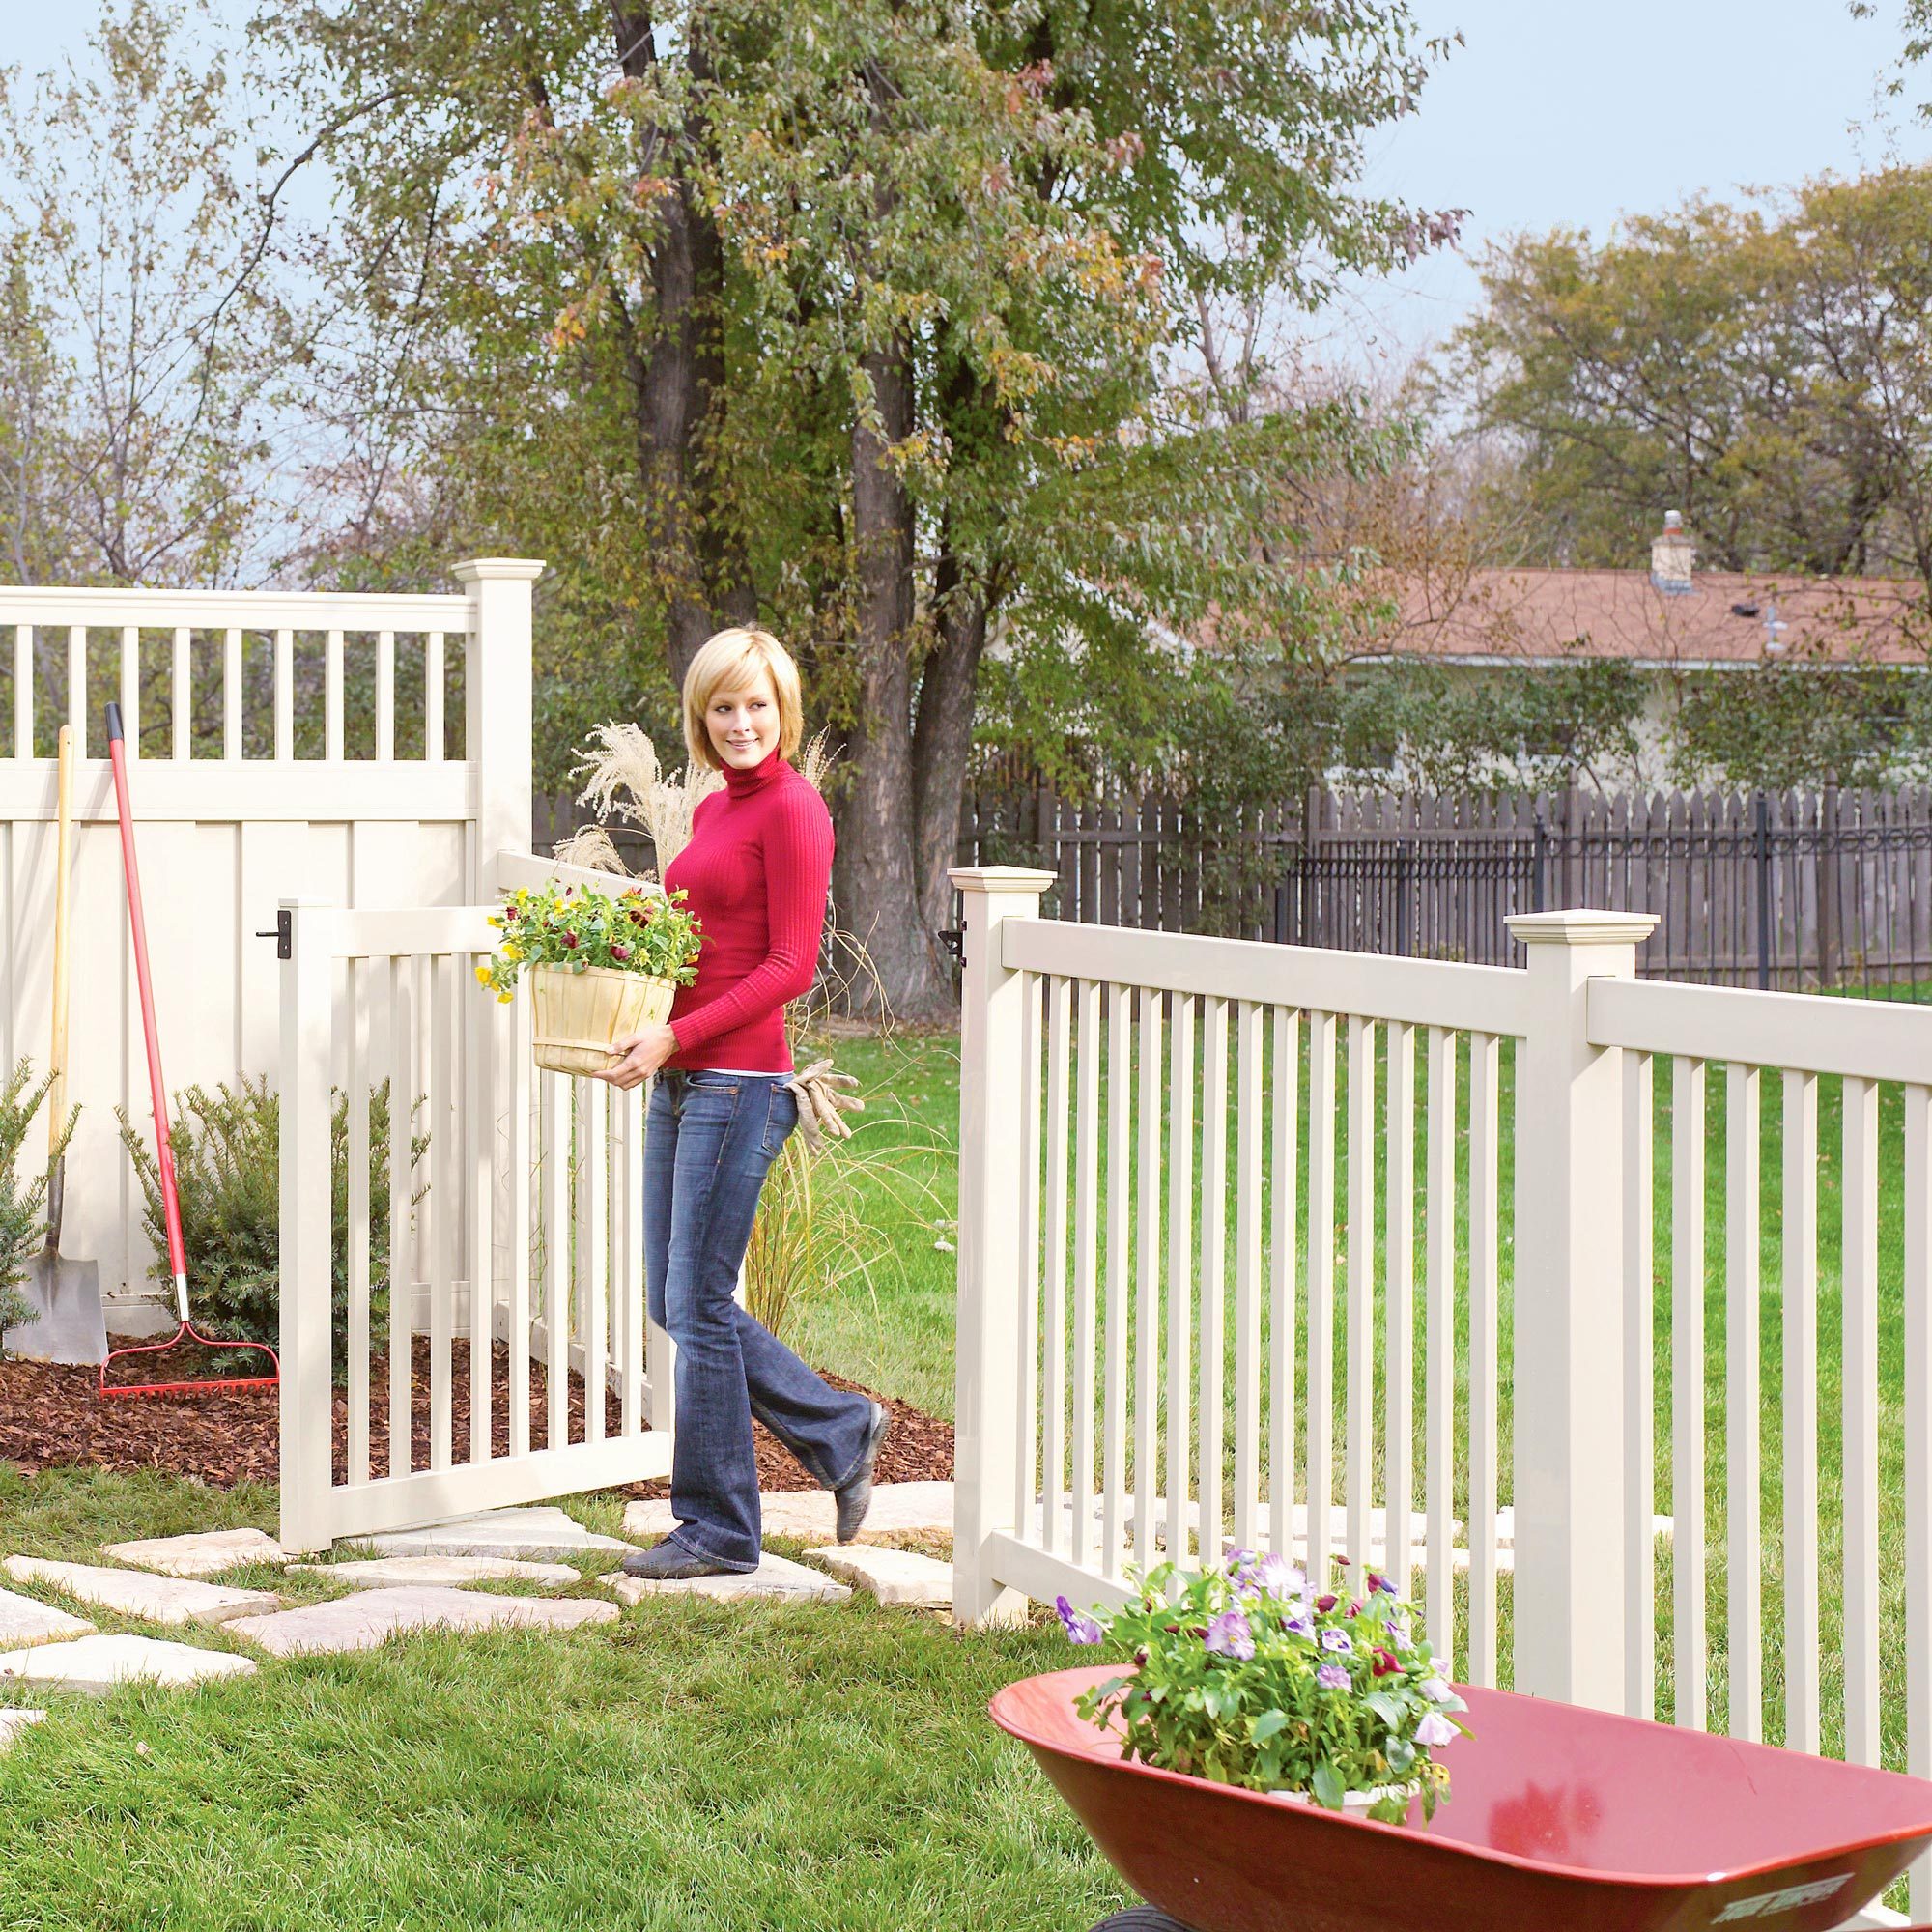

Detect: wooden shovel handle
48,723,72,1160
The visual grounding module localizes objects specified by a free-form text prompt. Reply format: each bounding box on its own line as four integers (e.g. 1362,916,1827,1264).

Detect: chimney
1650,509,1694,596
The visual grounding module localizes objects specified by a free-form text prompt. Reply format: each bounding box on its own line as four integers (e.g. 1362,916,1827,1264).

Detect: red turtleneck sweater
664,749,834,1073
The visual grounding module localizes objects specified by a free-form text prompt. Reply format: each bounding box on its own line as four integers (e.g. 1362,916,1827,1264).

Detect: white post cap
1508,909,1659,947
451,557,546,583
950,865,1058,894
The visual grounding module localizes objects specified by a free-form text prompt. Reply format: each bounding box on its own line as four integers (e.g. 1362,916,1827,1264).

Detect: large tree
1441,171,1932,587
267,1,1451,1017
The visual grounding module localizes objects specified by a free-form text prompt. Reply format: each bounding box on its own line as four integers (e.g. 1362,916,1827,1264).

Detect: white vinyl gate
276,869,672,1551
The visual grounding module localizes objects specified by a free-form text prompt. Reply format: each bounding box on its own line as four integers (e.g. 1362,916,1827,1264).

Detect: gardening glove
783,1058,864,1151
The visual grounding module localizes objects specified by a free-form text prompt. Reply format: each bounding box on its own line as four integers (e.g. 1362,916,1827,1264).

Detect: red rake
99,701,278,1400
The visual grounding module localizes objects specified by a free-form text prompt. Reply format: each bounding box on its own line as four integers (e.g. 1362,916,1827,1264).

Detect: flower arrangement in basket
475,882,703,1075
1057,1548,1471,1823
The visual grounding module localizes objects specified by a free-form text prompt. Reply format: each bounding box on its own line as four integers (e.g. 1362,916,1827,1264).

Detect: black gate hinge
253,909,292,959
936,927,965,971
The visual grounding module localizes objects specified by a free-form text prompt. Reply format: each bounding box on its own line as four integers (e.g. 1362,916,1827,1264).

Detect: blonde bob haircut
682,627,805,771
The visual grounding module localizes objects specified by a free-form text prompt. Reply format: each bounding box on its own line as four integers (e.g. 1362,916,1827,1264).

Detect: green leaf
1364,1691,1405,1729
1249,1709,1290,1744
1311,1760,1344,1810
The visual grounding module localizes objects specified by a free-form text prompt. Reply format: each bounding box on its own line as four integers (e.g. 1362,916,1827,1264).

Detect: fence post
1504,907,1659,1711
278,898,337,1554
952,863,1057,1627
1818,777,1841,991
454,557,543,887
1301,784,1323,947
1755,792,1773,991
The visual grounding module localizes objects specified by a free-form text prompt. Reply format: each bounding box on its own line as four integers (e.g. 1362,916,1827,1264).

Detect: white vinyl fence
276,853,673,1549
952,865,1932,1918
0,561,538,1316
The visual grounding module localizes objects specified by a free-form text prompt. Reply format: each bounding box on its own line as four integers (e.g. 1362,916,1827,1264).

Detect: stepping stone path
806,1546,952,1610
285,1556,581,1591
0,1709,46,1749
355,1507,633,1563
623,1480,955,1546
103,1527,288,1579
0,1586,96,1650
599,1551,849,1606
225,1585,619,1659
4,1557,280,1628
0,1634,257,1692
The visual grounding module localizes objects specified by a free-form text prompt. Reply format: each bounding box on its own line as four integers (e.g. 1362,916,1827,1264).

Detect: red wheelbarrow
993,1665,1932,1932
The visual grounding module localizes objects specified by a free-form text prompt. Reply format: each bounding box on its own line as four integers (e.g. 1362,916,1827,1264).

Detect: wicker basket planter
529,964,677,1076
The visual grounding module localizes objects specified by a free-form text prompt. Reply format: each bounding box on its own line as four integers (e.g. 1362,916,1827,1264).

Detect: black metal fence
535,781,1932,998
956,783,1932,999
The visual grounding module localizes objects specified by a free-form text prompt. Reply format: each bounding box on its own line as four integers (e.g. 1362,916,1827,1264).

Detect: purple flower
1283,1609,1314,1636
1314,1593,1339,1613
1204,1609,1256,1660
1372,1648,1403,1678
1386,1616,1412,1647
1420,1676,1455,1704
1315,1662,1350,1690
1367,1571,1393,1595
1055,1595,1103,1646
1416,1711,1460,1747
1257,1553,1304,1597
1320,1629,1354,1655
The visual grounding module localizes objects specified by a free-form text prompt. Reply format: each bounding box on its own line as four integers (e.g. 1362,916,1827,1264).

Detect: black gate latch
253,909,292,959
936,927,964,970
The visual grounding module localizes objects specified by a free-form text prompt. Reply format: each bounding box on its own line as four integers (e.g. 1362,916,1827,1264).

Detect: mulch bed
0,1335,952,1497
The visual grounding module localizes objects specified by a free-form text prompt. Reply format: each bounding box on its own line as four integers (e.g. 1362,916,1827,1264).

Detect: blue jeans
643,1069,876,1570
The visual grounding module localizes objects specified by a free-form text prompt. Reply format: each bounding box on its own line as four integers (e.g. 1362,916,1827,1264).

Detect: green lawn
0,1465,1129,1932
8,1009,1923,1921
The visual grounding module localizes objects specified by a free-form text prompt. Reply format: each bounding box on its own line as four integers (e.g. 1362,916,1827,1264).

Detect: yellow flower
497,992,513,1005
474,963,492,986
501,943,522,963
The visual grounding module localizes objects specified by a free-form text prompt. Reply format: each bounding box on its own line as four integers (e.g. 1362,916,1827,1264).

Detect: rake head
99,1320,280,1400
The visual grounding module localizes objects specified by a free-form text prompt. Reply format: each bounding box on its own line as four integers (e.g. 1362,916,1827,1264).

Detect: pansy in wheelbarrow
1055,1548,1471,1824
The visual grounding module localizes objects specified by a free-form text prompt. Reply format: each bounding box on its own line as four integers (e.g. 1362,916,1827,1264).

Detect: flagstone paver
0,1634,257,1692
0,1586,96,1650
4,1557,280,1628
623,1480,955,1545
355,1508,634,1563
805,1545,952,1609
102,1527,288,1579
599,1551,850,1606
224,1585,619,1658
0,1709,46,1749
285,1556,581,1591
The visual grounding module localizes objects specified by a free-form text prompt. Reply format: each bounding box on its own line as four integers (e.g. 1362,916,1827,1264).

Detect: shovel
14,724,106,1365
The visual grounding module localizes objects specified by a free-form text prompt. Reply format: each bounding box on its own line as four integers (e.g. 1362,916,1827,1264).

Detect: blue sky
8,0,1928,363
1329,0,1932,362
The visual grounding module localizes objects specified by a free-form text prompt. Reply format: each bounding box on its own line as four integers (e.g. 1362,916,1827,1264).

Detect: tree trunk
912,542,989,937
833,336,952,1021
610,7,753,690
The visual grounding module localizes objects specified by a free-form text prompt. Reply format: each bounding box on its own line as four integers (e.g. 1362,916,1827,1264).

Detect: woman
594,627,888,1579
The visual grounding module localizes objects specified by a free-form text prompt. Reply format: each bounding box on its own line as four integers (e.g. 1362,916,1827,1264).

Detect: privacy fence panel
0,561,540,1315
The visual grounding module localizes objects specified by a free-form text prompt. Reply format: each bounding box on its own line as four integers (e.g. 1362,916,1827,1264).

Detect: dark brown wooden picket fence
536,781,1932,998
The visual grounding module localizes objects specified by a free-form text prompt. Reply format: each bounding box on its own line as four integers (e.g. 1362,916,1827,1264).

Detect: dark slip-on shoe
834,1401,892,1544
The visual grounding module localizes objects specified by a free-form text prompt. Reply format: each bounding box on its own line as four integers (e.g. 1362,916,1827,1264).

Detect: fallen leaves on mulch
0,1337,952,1497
